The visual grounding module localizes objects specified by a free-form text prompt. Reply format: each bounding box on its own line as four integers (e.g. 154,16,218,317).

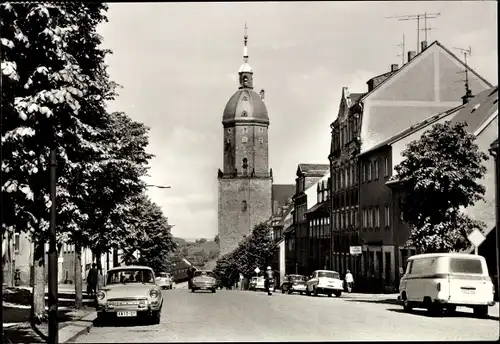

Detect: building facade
329,40,493,291
359,86,498,290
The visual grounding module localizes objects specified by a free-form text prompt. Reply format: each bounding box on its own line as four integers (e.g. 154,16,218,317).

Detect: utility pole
397,34,406,66
385,12,441,53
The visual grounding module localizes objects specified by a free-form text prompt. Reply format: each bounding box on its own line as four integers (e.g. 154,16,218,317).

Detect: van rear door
447,257,492,304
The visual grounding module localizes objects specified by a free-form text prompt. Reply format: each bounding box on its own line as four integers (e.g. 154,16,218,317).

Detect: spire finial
243,23,248,63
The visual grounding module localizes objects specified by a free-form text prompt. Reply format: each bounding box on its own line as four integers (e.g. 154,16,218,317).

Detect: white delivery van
398,253,495,316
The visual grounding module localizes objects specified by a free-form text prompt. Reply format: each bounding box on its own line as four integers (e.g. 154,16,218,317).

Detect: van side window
405,261,413,274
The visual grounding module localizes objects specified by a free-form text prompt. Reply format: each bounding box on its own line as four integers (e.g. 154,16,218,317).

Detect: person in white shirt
345,270,354,293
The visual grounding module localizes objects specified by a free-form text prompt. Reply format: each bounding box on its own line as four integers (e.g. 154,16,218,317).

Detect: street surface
78,289,499,342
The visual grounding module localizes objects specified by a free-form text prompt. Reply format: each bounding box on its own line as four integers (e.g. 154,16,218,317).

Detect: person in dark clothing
87,263,98,296
264,266,275,295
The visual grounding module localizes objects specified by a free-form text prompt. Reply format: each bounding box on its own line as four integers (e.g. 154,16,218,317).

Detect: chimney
390,64,399,72
421,40,428,51
408,51,417,61
259,89,265,101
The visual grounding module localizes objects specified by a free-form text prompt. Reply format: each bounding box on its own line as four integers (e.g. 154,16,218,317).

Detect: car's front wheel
150,310,161,325
191,288,196,293
212,288,216,293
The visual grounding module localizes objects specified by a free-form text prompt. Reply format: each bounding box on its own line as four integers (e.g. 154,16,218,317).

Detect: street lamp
146,184,171,189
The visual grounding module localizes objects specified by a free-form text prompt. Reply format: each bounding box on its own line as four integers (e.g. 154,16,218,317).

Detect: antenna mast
453,46,473,93
385,12,441,53
397,34,405,65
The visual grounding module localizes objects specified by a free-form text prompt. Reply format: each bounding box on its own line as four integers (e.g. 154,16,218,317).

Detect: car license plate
117,311,137,317
462,289,475,294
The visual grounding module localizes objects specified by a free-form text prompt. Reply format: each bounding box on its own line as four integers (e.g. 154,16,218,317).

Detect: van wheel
313,287,319,297
446,305,456,314
473,305,488,317
402,293,412,312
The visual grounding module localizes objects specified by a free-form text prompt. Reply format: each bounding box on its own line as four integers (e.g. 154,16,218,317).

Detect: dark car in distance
281,274,307,295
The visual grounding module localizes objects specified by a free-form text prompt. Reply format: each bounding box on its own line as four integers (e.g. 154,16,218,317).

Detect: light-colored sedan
191,270,217,293
96,265,163,324
306,270,344,297
155,272,173,290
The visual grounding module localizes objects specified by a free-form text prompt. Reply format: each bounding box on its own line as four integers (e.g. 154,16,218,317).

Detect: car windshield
317,271,340,279
159,273,168,278
107,269,154,285
449,258,483,274
290,275,305,282
251,277,257,282
194,271,215,278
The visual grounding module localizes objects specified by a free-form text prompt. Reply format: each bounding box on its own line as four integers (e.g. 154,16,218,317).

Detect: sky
98,1,498,241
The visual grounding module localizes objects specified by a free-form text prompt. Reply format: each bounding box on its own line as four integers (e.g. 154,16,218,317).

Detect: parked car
249,277,258,291
398,253,495,316
96,265,163,324
191,270,217,293
155,272,173,290
306,270,343,297
281,274,307,295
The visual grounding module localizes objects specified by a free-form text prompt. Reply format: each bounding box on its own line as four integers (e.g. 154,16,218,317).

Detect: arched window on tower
241,200,247,212
242,158,248,175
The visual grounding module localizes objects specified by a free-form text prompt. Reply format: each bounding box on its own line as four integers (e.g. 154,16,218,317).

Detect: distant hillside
172,236,220,267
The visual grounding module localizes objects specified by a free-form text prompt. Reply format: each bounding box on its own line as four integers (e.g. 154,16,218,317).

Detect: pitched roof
449,86,498,135
272,184,295,211
358,104,464,157
305,201,328,216
349,93,365,105
297,164,330,177
358,41,493,103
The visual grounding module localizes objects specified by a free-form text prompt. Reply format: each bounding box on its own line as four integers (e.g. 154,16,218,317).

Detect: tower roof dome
223,89,268,124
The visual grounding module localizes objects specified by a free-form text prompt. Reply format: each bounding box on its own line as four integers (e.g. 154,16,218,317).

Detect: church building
217,26,293,256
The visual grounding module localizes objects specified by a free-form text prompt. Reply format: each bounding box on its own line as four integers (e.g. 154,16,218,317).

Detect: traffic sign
468,229,485,248
254,267,260,274
349,246,362,255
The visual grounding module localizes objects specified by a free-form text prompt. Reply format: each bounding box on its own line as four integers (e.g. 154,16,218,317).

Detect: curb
59,312,97,343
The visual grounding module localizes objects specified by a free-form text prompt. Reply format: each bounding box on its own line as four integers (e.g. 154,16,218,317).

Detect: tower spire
243,22,248,63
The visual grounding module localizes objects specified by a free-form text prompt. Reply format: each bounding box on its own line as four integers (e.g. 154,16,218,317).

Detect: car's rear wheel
191,288,196,293
334,291,341,297
212,288,216,293
328,292,333,297
473,305,488,317
281,287,285,294
288,289,293,295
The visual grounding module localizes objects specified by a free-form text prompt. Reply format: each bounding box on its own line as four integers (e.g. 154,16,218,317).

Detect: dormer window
241,200,247,212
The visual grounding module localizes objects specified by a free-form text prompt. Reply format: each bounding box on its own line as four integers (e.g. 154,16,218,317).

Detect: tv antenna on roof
453,46,473,92
385,12,441,53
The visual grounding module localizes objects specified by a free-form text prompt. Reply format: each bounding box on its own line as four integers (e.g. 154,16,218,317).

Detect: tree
394,120,488,253
214,222,276,286
121,195,177,273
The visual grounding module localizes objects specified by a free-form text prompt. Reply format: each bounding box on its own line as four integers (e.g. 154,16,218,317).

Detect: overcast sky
98,1,497,241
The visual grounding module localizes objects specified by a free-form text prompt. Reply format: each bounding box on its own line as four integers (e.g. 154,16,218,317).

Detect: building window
14,233,20,252
345,168,349,187
242,136,248,143
228,128,232,133
350,210,355,227
385,205,390,227
374,159,379,179
361,163,366,182
354,209,358,227
368,208,373,228
385,252,391,282
384,157,389,177
340,172,344,189
368,162,372,181
259,137,264,144
363,208,367,228
375,206,380,228
242,111,248,117
226,138,231,144
241,200,247,212
350,166,355,186
259,127,264,133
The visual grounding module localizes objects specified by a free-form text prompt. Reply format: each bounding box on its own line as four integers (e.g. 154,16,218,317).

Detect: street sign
254,267,260,274
468,229,486,248
349,246,362,255
132,250,140,259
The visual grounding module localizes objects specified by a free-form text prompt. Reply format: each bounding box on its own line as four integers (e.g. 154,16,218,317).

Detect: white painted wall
305,171,330,210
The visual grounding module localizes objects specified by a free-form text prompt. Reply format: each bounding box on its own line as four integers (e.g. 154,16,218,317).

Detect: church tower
217,25,273,256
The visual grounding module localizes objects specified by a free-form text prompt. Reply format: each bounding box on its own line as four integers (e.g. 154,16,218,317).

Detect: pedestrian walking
344,270,354,293
86,263,98,296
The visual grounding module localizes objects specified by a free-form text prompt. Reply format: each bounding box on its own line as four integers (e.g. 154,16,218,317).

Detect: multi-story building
328,40,493,290
358,86,498,291
289,164,330,276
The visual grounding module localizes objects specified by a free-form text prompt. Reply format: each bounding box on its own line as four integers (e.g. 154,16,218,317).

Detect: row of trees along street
214,223,276,288
1,1,177,333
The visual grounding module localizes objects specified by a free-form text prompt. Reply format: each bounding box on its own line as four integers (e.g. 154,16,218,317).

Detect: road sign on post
468,229,486,255
349,246,362,255
254,267,260,274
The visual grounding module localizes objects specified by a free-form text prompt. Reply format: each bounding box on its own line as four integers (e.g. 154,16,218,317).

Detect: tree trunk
113,249,119,267
74,243,83,309
32,239,46,320
6,231,14,287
